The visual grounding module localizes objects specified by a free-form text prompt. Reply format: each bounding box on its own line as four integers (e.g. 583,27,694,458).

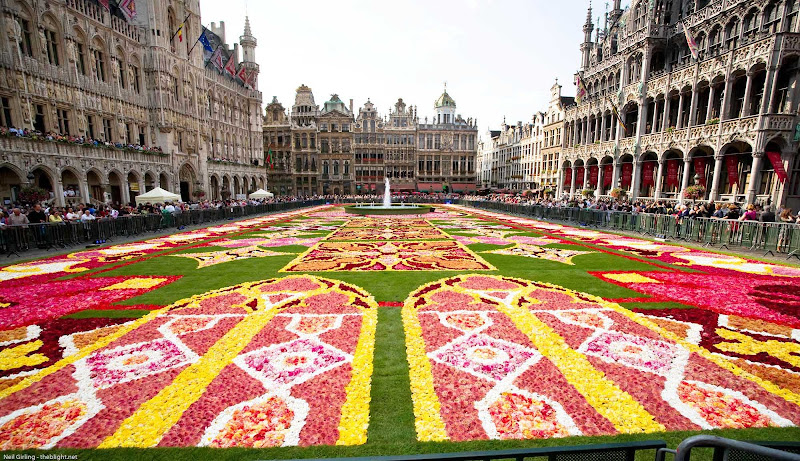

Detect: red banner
589,165,599,186
621,163,633,187
667,159,680,188
693,157,707,187
766,151,788,182
603,164,613,187
726,155,739,186
564,168,572,186
576,167,585,186
642,161,656,187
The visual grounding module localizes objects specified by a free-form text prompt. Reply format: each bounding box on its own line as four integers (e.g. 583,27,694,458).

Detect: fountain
344,177,433,215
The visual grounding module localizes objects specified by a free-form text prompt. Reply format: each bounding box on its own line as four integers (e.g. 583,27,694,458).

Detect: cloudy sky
199,0,626,135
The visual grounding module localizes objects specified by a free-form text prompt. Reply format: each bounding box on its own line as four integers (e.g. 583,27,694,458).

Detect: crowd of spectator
461,193,800,225
0,126,164,154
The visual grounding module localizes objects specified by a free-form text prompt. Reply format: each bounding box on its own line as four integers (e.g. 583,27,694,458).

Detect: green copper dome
323,94,347,113
435,91,456,108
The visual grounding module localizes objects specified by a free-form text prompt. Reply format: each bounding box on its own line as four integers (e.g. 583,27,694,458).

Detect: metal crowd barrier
457,200,800,259
656,435,800,461
0,200,325,257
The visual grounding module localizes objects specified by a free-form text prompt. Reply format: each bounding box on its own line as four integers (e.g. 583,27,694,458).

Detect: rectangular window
126,123,133,143
0,97,12,127
33,104,45,132
102,118,112,141
45,29,59,66
57,108,69,134
434,135,441,149
138,126,145,145
118,60,126,88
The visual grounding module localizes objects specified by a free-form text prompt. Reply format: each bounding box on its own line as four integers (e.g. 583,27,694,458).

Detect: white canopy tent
248,189,274,199
134,187,181,205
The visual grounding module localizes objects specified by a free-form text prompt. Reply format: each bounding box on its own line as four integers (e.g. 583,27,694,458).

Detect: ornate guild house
0,0,265,205
561,0,800,209
264,85,479,196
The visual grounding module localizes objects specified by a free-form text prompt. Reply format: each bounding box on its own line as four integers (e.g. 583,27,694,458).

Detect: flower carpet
0,204,798,456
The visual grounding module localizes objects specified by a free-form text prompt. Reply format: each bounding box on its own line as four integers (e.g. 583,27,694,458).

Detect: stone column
101,183,111,204
676,93,685,129
741,71,754,117
763,65,780,114
679,158,692,204
80,176,90,204
654,159,665,199
706,86,716,123
597,164,605,196
121,179,130,205
662,96,671,130
611,158,621,189
631,159,642,199
557,168,564,199
595,116,601,142
600,111,608,141
688,86,700,127
709,155,724,201
583,165,590,193
54,178,65,207
745,153,764,204
720,77,733,120
569,167,577,197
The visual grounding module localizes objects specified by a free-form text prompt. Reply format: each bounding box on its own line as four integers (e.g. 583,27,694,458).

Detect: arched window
92,37,107,82
73,28,88,75
725,18,740,49
115,46,126,89
763,2,781,33
42,15,61,66
129,55,141,93
16,6,35,57
743,8,760,36
787,0,799,32
709,26,722,55
344,161,350,175
168,9,177,53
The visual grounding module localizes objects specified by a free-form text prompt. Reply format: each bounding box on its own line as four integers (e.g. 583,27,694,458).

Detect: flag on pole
236,65,248,83
198,27,214,53
98,0,110,10
575,75,588,104
223,53,237,77
683,23,699,60
608,98,627,133
209,47,224,70
266,147,274,169
119,0,137,21
171,14,191,43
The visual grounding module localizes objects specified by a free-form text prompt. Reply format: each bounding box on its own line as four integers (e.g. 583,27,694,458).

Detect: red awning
418,183,442,192
452,183,477,192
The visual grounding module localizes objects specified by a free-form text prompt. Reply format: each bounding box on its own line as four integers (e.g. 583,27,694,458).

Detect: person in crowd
739,204,758,221
8,208,29,226
27,204,47,224
780,208,795,223
49,209,64,223
80,209,96,222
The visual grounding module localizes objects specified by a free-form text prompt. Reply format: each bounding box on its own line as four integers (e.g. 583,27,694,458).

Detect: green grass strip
63,309,152,319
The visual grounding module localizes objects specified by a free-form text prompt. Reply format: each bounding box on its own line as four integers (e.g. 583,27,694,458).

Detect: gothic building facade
0,0,264,205
264,85,479,196
561,0,800,210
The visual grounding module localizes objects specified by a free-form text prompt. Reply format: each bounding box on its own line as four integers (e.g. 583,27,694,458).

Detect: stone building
263,96,292,195
0,0,265,206
560,0,800,209
542,81,573,192
416,88,479,193
268,85,478,196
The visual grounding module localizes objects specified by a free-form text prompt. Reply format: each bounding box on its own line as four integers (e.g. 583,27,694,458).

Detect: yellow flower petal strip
402,301,449,442
496,300,665,434
337,306,378,445
99,307,280,448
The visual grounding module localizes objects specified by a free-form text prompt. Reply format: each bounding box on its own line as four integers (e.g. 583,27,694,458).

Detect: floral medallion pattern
403,274,799,442
0,275,377,449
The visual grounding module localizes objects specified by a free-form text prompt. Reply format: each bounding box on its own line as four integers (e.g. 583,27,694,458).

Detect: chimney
349,99,353,114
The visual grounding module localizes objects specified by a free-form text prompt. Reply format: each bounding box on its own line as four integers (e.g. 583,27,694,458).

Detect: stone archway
108,171,123,205
31,167,55,203
61,168,82,206
127,172,141,205
179,164,196,202
0,165,23,204
159,172,170,190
